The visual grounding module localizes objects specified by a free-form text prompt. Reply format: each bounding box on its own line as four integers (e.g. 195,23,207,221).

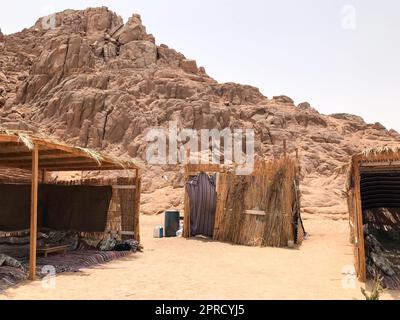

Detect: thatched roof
352,146,400,164
0,128,143,172
361,146,400,158
345,146,400,190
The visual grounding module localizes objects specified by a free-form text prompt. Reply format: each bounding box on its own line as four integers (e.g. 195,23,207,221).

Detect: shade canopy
0,131,141,172
0,129,142,281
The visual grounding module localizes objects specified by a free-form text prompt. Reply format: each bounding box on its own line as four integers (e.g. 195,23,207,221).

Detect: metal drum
164,211,180,237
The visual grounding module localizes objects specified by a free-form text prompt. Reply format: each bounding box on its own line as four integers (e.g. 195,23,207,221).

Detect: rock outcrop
0,7,399,215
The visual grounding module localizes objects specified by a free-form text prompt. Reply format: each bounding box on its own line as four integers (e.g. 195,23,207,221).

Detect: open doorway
347,148,400,289
361,171,400,288
186,172,217,238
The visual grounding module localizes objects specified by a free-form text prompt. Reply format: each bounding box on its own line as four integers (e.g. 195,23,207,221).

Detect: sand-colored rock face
0,7,399,215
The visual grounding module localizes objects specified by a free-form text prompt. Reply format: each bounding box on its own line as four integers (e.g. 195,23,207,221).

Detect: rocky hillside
0,7,399,216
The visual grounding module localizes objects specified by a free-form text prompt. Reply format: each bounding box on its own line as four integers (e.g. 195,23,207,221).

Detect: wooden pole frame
353,161,366,282
183,165,190,238
133,168,141,243
29,144,39,281
183,149,191,238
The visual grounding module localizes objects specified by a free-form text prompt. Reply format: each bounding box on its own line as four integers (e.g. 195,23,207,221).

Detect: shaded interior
0,184,112,232
361,169,400,289
0,182,138,292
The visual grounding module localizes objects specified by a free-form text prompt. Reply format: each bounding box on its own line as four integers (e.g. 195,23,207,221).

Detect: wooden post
183,164,191,238
186,148,190,164
183,149,191,238
133,169,141,243
353,161,366,282
29,145,39,281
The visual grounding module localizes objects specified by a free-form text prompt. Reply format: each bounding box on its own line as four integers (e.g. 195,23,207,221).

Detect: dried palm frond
0,128,35,150
76,147,103,165
16,132,34,150
362,146,400,157
0,126,142,171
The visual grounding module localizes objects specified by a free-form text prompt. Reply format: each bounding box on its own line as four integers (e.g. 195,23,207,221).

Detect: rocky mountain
0,7,399,216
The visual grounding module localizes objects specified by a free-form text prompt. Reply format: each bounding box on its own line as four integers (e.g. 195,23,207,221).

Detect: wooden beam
32,139,122,165
43,166,122,171
0,158,129,171
29,145,39,281
184,163,222,174
112,185,136,190
0,149,72,161
1,163,106,170
0,164,122,171
0,135,19,143
0,145,31,155
360,166,400,173
0,157,98,166
133,174,141,243
120,231,135,236
245,210,268,216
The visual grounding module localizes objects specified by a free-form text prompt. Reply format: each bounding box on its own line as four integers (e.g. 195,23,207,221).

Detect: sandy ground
1,214,399,300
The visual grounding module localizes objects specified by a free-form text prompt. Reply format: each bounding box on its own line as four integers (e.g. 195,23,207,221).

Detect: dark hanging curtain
186,172,217,237
0,184,112,232
41,185,112,232
0,184,38,231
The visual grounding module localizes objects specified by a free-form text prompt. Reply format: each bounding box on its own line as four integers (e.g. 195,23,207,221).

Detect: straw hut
0,129,142,281
347,146,400,288
183,156,305,248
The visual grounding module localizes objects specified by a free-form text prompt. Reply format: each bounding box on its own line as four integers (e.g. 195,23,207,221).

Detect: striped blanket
0,249,133,292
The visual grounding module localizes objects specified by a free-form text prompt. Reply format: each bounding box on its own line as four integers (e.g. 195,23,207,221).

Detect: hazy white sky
1,0,399,131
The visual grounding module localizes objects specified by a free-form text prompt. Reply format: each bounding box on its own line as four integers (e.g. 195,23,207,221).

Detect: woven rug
0,249,132,292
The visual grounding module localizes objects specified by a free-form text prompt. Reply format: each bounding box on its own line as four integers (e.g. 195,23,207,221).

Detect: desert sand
1,213,399,300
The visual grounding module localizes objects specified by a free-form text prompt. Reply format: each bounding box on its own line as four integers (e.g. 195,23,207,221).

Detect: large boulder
157,44,185,68
85,7,123,39
119,41,157,68
273,95,294,104
180,59,198,74
114,14,147,44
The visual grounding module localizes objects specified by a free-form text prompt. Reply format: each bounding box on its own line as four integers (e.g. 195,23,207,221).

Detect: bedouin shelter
183,155,305,248
347,147,400,289
0,129,141,282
